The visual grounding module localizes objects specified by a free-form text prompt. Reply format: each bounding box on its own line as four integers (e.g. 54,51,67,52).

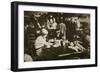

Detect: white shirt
35,36,46,49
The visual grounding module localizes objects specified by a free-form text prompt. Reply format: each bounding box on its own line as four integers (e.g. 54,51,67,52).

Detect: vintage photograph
24,11,90,62
11,2,97,71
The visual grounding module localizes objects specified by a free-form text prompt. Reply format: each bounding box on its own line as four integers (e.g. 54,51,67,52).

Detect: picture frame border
11,1,98,72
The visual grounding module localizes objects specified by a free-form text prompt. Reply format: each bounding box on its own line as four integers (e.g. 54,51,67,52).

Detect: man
35,28,50,57
58,17,67,48
47,16,58,39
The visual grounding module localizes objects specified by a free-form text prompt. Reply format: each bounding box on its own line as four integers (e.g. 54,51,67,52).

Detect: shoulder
35,36,43,41
36,36,42,39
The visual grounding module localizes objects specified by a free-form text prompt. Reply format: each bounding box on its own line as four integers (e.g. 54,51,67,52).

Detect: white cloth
35,36,46,49
35,36,47,56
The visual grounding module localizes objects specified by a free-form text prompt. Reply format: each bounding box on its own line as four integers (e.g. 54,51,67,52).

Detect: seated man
35,28,51,57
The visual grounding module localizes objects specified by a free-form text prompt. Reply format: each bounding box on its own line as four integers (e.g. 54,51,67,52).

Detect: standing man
47,15,58,39
59,17,67,48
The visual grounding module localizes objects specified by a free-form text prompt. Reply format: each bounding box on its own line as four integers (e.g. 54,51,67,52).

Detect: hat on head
41,29,48,35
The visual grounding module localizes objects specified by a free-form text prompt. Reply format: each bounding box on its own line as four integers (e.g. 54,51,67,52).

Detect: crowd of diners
24,12,90,62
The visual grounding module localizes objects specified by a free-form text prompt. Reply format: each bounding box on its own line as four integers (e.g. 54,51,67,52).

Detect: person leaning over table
34,28,51,59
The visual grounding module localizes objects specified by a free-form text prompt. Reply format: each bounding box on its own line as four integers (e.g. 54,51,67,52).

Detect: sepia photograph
11,2,97,71
24,11,90,62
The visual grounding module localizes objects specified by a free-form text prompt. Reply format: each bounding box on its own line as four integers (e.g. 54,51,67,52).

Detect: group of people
24,13,90,61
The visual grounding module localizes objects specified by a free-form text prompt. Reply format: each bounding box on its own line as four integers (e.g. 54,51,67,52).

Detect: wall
0,0,99,73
